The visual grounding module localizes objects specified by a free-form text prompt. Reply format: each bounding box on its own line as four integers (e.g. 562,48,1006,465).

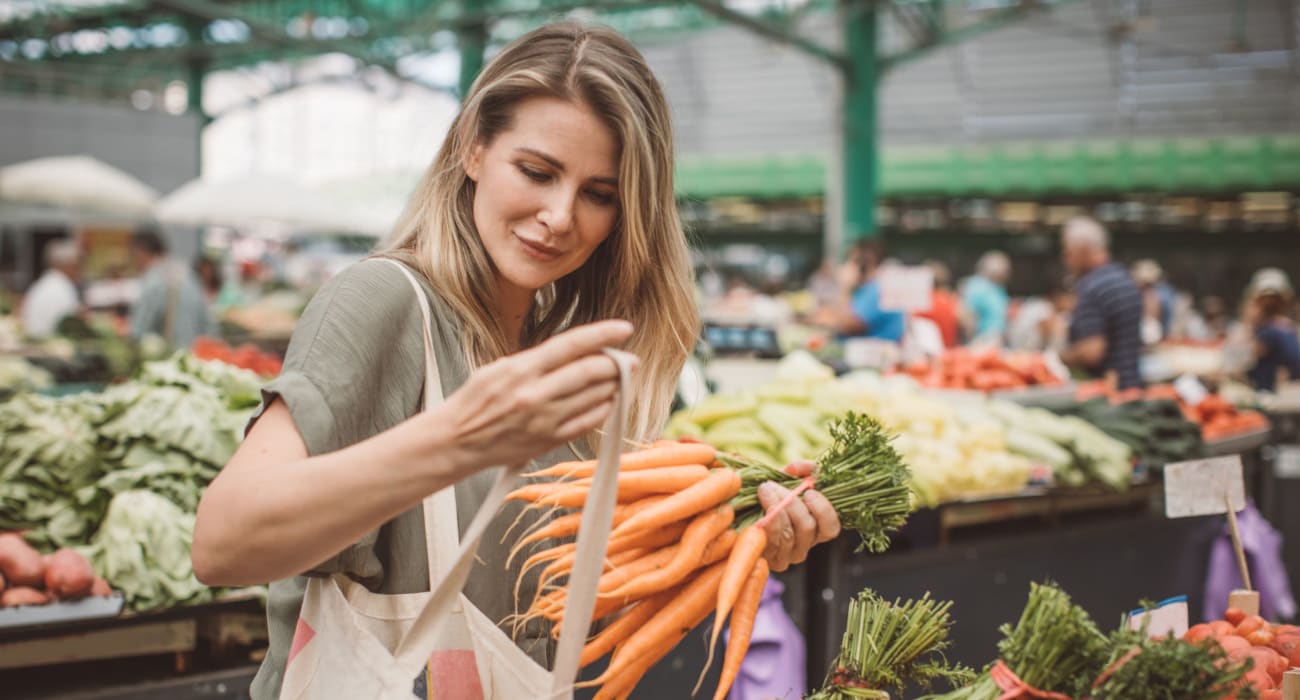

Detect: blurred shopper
817,240,905,342
20,239,82,338
915,260,960,347
961,250,1010,344
128,230,216,349
194,256,224,305
1201,296,1230,340
1242,268,1300,392
1131,259,1175,338
1168,292,1213,342
1059,217,1144,389
1008,285,1074,353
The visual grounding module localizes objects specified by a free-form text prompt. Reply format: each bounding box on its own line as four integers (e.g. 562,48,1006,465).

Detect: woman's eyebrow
516,147,618,187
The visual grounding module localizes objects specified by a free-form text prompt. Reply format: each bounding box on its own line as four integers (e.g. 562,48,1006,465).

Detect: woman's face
465,96,621,298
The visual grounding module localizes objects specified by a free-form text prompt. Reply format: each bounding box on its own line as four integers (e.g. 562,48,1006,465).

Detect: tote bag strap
380,260,634,698
379,258,457,585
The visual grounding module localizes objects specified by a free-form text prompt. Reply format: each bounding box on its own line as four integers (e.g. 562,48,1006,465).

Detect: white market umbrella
0,155,159,217
311,172,420,237
156,175,362,233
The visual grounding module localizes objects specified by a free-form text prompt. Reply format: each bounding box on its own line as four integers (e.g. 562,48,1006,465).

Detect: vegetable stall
0,353,273,698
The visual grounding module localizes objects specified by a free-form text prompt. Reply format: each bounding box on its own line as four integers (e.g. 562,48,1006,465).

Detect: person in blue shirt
815,240,905,342
1244,268,1300,392
961,251,1010,343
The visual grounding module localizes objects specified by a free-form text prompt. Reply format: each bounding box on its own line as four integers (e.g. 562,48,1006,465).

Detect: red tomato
1185,623,1215,643
1235,615,1268,637
1224,607,1247,626
1246,629,1275,648
1209,620,1237,637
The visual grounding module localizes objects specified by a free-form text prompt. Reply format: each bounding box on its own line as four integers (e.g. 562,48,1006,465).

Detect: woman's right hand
426,320,637,476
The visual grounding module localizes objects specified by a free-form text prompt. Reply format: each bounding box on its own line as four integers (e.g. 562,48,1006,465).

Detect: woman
192,22,838,699
1244,268,1300,391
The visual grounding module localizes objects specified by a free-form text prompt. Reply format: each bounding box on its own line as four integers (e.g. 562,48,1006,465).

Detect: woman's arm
192,320,635,586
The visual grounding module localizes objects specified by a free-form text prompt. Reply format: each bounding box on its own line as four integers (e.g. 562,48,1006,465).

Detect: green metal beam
458,0,486,99
841,0,878,241
881,0,1084,71
684,0,847,71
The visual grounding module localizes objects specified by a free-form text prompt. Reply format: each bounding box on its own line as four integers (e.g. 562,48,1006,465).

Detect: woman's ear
463,142,484,183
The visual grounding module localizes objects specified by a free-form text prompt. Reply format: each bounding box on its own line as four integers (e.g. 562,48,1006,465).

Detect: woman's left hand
756,462,841,572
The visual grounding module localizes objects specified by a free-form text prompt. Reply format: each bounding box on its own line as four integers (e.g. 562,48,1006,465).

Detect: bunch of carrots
504,412,912,700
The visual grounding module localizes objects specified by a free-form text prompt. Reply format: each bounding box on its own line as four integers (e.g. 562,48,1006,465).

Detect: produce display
1185,606,1300,694
191,336,283,377
896,348,1066,392
0,353,260,610
807,590,972,699
0,355,54,397
1076,382,1271,443
920,583,1264,700
508,414,913,700
1067,397,1205,468
668,353,1138,507
0,532,113,608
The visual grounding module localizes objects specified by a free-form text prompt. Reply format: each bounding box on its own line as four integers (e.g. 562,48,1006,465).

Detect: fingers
803,489,842,544
783,460,815,477
549,379,618,426
533,353,632,400
527,320,633,373
782,495,817,565
757,482,794,572
555,397,616,441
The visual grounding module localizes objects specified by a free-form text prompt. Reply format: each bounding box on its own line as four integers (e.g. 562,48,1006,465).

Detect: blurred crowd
708,216,1300,394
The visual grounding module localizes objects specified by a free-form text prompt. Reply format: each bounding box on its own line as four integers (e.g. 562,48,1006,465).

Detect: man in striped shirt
1059,217,1145,389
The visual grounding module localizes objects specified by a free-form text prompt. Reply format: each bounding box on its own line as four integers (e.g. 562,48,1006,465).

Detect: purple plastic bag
725,576,806,700
1203,502,1297,622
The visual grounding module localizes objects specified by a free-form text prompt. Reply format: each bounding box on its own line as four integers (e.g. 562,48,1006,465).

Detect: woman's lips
515,233,563,261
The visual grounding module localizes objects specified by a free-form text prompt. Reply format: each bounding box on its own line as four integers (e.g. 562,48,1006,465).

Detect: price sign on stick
878,266,934,313
1163,455,1257,615
1127,595,1189,640
1163,456,1246,518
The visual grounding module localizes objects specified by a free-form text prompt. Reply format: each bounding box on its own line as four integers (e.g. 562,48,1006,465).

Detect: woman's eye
587,189,617,206
519,166,551,183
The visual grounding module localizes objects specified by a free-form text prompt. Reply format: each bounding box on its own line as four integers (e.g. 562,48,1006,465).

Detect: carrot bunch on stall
504,412,913,700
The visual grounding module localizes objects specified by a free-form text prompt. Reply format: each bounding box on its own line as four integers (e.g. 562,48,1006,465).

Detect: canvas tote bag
279,258,632,699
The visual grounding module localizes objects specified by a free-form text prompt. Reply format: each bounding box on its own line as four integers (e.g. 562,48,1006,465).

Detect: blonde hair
380,22,698,442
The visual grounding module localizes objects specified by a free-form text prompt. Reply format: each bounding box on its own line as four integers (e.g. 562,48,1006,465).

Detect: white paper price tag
1128,596,1189,639
1173,374,1209,407
1163,455,1246,518
878,266,934,313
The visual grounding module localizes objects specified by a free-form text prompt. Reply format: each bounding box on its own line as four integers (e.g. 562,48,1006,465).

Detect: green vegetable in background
1092,627,1256,700
808,590,972,699
81,490,212,611
919,582,1111,700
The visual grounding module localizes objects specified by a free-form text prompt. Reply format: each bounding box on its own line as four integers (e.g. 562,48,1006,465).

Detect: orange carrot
610,468,741,540
579,560,727,693
579,585,680,668
527,442,717,480
544,530,736,638
515,465,712,509
517,496,670,550
534,520,691,595
712,558,769,700
707,524,768,666
600,506,735,604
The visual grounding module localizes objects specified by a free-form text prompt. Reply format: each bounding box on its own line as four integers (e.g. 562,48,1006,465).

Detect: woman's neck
497,281,535,352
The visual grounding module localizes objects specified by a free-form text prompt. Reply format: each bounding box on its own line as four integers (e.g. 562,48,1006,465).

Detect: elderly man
962,251,1011,342
1059,217,1144,389
21,239,82,338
